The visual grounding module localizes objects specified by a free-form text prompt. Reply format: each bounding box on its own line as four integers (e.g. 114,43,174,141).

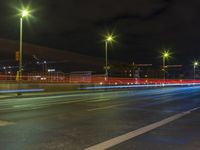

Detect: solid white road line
0,120,15,127
85,107,200,150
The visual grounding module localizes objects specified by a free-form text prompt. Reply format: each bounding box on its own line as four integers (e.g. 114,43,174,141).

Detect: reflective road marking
87,104,127,112
85,107,200,150
0,120,15,127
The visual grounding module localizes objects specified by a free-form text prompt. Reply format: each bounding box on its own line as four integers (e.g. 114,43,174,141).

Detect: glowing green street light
194,61,198,66
193,61,199,79
18,9,30,82
104,34,115,78
21,9,29,17
106,35,114,43
163,52,169,58
17,8,30,96
162,50,171,80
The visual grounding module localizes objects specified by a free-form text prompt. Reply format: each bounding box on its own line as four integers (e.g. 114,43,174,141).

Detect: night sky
1,0,200,66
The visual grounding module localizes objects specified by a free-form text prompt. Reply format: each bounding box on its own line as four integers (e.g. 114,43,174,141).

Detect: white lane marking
190,107,200,111
87,98,111,103
85,107,200,150
87,104,127,112
0,120,15,127
13,104,32,108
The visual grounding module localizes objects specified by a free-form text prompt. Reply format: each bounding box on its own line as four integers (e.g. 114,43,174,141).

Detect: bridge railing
0,73,200,85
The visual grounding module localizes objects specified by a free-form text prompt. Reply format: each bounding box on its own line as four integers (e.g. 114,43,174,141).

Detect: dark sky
1,0,200,66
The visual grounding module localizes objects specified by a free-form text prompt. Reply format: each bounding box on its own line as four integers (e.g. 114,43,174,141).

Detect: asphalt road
0,86,200,150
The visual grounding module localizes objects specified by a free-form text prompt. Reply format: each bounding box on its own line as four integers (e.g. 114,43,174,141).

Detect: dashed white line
87,104,127,111
87,98,111,103
85,107,200,150
0,120,15,127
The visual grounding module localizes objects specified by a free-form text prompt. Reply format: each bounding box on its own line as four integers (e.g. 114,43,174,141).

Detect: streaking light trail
80,83,200,90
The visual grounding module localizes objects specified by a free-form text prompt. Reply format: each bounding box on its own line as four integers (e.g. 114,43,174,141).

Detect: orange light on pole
16,51,20,61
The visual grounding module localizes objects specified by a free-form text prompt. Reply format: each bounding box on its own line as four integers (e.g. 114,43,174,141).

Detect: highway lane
0,86,200,150
109,108,200,150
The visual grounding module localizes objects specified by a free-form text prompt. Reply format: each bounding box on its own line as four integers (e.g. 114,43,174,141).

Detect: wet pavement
0,86,200,150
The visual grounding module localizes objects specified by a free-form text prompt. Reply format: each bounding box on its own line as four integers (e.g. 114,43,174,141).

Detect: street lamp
104,34,114,78
18,9,30,81
193,61,199,80
162,50,170,80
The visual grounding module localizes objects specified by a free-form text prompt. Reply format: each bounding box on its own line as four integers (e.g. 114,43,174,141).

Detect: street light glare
162,50,170,59
21,9,29,17
194,61,199,66
105,34,115,43
106,36,113,42
164,53,169,58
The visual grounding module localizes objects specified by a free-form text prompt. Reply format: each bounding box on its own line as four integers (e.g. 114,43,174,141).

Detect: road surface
0,86,200,150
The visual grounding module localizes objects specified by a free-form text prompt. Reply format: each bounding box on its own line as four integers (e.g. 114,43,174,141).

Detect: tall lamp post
104,34,114,78
162,51,170,81
18,9,29,82
193,61,199,80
